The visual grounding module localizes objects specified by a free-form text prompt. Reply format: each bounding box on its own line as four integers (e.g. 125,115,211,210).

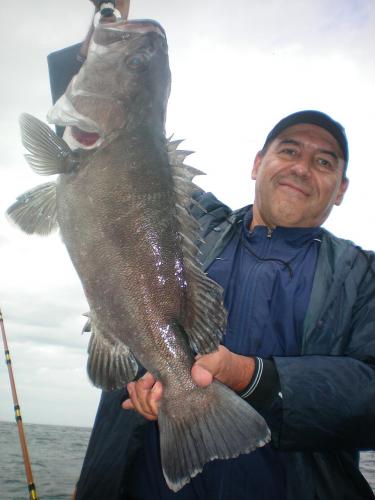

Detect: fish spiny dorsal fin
19,113,79,176
167,138,226,354
167,139,184,152
6,182,58,235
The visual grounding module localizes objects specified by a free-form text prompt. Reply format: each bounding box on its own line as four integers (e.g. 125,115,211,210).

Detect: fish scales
7,19,270,491
58,136,187,375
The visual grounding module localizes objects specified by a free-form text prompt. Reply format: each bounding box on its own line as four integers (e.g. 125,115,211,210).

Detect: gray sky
0,0,374,427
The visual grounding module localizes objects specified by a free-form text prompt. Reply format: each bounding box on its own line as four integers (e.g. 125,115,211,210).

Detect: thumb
191,363,213,387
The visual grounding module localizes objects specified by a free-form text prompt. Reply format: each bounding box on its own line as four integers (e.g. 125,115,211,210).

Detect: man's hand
192,345,255,392
122,372,163,421
122,346,255,419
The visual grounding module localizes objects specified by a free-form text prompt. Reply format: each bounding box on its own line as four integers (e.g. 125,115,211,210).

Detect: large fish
7,19,270,491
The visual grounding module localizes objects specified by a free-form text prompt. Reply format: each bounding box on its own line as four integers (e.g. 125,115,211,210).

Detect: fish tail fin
158,381,270,492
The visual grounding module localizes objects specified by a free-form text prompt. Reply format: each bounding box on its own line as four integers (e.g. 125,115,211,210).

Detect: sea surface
0,420,374,499
0,421,91,500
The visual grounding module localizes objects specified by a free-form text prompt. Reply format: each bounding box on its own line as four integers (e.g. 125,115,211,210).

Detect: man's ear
251,151,263,180
335,177,349,206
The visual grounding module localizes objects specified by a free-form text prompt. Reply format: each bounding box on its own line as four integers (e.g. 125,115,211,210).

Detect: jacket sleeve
274,250,375,451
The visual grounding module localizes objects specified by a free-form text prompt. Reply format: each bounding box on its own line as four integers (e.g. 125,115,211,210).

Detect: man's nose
290,156,312,177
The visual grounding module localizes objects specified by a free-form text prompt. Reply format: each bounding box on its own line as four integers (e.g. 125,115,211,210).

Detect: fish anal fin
6,182,58,236
87,328,138,390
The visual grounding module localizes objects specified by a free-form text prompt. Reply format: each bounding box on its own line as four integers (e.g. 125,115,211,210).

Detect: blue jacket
75,193,375,500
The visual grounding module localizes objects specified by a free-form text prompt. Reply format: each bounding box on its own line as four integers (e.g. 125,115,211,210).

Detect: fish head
47,20,171,150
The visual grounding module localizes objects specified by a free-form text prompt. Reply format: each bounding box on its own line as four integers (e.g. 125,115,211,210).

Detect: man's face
251,123,349,228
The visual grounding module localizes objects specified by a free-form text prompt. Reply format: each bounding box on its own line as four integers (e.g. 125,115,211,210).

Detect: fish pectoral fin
19,113,79,175
87,329,138,390
6,182,58,235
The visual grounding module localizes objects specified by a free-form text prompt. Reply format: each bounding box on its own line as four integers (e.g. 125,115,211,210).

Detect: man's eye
317,158,332,169
280,148,297,156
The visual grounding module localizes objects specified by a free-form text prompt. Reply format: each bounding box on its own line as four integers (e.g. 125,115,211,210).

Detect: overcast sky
0,0,374,428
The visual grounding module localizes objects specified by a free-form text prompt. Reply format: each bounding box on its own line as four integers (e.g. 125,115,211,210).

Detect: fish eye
126,53,148,70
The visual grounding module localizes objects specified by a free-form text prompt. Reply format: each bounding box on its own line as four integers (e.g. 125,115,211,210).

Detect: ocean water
0,421,91,500
0,420,374,499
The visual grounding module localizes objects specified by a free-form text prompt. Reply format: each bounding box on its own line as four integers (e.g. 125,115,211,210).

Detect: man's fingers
135,377,162,415
140,371,156,389
133,375,154,408
121,374,162,421
121,397,134,410
127,381,157,420
130,380,151,414
150,381,163,404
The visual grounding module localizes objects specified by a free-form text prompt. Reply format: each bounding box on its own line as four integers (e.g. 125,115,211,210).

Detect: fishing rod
0,307,38,500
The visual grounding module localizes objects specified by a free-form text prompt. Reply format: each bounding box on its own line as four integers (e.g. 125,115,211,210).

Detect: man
48,3,375,499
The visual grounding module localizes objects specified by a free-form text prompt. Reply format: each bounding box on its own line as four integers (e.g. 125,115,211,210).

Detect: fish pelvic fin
19,113,79,175
168,139,226,354
159,381,271,492
87,330,138,390
81,312,91,334
6,182,58,235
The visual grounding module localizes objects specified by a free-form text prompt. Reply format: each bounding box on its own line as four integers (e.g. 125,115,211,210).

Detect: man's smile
277,179,311,197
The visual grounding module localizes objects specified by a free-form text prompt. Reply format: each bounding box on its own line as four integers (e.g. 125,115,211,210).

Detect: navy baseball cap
263,110,349,176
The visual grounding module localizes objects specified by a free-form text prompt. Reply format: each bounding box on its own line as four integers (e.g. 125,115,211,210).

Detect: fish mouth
63,125,103,151
47,93,104,150
71,126,101,147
